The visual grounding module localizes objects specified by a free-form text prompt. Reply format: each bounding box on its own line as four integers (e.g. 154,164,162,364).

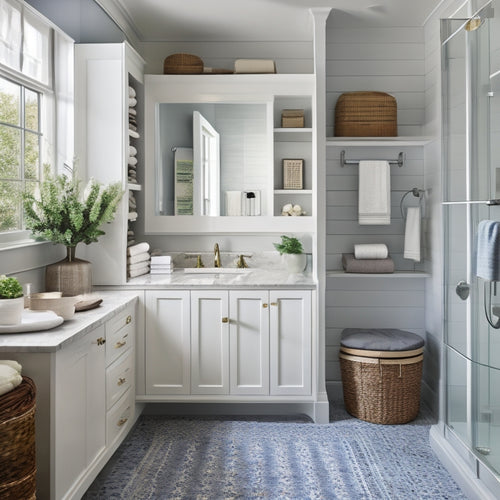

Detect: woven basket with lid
335,91,397,137
163,53,204,74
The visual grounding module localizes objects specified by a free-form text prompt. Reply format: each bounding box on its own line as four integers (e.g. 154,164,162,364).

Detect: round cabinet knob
222,317,229,323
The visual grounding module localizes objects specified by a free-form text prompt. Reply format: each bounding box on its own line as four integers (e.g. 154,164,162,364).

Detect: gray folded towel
477,220,500,281
342,253,394,273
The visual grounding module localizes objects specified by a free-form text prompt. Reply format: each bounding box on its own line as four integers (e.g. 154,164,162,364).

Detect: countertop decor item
0,276,24,326
22,167,123,296
273,235,307,273
0,310,64,333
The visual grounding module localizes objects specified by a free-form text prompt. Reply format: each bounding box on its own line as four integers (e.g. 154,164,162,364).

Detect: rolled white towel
354,243,389,260
0,364,22,397
128,97,137,107
128,86,136,98
129,129,140,139
128,261,150,272
129,145,137,156
127,242,150,256
127,252,150,265
128,156,138,166
0,360,22,373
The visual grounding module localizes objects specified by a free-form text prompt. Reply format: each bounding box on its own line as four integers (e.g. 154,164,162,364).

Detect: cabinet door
270,290,312,396
145,291,190,394
191,290,229,394
229,290,269,395
54,324,106,499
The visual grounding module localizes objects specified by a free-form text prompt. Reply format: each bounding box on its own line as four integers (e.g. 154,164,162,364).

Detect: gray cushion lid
340,328,424,352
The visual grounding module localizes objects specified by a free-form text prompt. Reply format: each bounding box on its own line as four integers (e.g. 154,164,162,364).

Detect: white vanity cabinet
143,288,311,399
5,297,138,500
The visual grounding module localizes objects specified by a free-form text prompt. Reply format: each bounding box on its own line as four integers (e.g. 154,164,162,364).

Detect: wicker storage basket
163,53,203,74
335,91,397,137
0,376,36,500
340,348,423,424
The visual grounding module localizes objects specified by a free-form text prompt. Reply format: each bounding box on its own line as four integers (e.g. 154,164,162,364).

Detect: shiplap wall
324,22,428,397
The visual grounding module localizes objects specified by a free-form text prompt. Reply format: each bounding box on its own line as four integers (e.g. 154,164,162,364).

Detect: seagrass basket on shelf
163,53,204,74
0,376,37,500
334,91,397,137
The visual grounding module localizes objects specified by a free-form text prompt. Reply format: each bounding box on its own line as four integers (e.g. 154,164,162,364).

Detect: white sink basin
183,267,249,274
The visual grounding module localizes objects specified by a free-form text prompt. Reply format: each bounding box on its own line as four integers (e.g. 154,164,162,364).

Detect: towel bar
340,150,404,168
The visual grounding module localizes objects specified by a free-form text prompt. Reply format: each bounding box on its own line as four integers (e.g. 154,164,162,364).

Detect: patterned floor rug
84,403,466,499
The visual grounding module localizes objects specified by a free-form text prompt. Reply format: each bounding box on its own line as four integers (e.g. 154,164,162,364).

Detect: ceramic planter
283,253,307,273
0,297,24,325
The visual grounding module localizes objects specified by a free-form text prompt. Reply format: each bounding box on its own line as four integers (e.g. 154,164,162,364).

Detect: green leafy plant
22,168,123,257
273,235,304,255
0,275,23,299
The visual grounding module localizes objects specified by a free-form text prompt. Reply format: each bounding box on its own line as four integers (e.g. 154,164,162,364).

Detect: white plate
0,309,64,333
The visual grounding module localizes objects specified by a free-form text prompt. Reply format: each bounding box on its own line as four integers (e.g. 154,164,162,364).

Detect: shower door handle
456,281,470,300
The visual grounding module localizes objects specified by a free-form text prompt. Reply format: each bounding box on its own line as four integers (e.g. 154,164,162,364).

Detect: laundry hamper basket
0,376,36,500
339,329,424,424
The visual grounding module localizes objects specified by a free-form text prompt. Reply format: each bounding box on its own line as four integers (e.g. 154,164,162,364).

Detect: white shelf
326,270,430,278
326,136,434,147
274,128,312,141
274,189,312,195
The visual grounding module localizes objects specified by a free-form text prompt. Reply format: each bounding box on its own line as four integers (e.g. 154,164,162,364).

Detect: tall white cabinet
75,42,145,285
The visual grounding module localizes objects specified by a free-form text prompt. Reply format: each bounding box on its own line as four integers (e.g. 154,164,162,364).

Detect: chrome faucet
214,243,221,268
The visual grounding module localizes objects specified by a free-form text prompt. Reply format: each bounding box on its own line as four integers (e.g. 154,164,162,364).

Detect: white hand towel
129,145,137,156
358,160,391,225
127,252,150,265
127,242,150,257
225,191,242,216
0,364,22,396
128,261,150,272
354,243,389,260
404,207,421,262
128,265,150,278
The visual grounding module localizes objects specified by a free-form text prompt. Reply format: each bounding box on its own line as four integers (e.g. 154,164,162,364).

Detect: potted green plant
273,235,307,273
0,275,24,325
22,168,123,296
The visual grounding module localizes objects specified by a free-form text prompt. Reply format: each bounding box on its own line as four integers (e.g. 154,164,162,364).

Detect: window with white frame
0,0,73,241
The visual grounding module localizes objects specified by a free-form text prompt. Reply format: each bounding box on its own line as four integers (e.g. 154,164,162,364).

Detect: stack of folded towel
127,242,150,278
0,360,22,397
150,253,174,274
342,243,394,273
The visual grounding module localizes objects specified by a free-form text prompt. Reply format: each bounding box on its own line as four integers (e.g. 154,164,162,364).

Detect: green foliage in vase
22,168,123,248
0,275,23,299
273,235,304,254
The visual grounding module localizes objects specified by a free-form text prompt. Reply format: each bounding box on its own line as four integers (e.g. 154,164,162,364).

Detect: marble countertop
0,291,140,353
124,269,316,289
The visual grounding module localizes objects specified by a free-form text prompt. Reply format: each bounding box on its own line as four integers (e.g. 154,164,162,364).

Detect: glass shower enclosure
441,1,500,489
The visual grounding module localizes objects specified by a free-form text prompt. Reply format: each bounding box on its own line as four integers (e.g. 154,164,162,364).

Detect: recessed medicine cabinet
144,74,316,233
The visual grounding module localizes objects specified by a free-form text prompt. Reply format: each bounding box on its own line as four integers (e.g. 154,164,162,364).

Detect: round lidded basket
0,376,37,500
339,328,424,425
163,53,204,74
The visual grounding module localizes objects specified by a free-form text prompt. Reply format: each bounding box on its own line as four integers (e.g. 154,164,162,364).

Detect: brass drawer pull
270,302,278,306
117,417,128,427
94,337,106,346
263,303,268,308
126,315,132,324
117,377,126,386
222,317,229,323
115,340,127,349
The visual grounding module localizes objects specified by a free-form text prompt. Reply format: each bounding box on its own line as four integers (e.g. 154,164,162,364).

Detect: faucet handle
196,255,205,268
237,254,251,268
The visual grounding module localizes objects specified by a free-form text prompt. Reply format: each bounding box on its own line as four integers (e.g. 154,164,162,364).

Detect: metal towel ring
400,188,425,220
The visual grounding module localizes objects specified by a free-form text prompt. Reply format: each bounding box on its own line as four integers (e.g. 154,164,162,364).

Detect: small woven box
163,53,203,74
335,91,397,137
281,109,305,128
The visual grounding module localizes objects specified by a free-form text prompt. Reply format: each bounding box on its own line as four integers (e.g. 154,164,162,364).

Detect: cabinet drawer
106,349,134,410
106,305,134,365
106,388,134,446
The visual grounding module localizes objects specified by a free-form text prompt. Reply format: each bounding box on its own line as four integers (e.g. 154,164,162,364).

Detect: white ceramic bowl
29,294,78,320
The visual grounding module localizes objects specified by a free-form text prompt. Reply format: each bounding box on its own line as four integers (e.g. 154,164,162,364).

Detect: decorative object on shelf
234,59,276,74
335,91,397,137
281,203,306,216
0,275,24,326
163,53,204,74
29,293,78,320
127,242,151,278
281,109,305,128
341,253,394,274
273,235,307,273
283,159,304,189
23,168,123,296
